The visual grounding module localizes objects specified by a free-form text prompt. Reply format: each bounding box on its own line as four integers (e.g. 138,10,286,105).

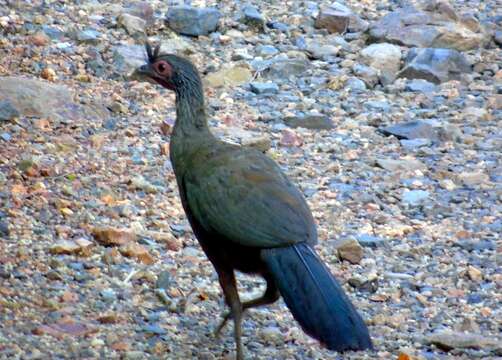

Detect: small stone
0,99,20,121
241,5,265,30
250,82,279,95
352,64,379,88
142,324,167,335
405,79,437,93
129,176,159,193
264,59,309,79
100,288,117,302
117,13,146,36
376,157,427,172
284,114,334,130
260,326,283,345
76,29,101,45
30,32,50,46
156,271,172,290
119,243,155,264
165,6,220,36
0,220,9,238
400,138,431,149
356,234,386,248
256,45,279,57
49,240,81,255
466,265,483,282
402,190,429,206
334,237,364,264
439,179,456,191
425,330,497,351
92,227,137,246
458,171,489,186
241,135,272,152
345,77,366,92
41,67,57,82
279,129,303,147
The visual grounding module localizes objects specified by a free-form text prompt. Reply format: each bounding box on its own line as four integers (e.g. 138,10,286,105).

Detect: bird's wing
183,148,317,248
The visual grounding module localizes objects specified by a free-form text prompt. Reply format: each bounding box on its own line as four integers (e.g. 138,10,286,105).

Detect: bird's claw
214,311,233,337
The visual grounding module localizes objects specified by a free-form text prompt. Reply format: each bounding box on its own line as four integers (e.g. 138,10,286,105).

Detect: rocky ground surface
0,0,501,359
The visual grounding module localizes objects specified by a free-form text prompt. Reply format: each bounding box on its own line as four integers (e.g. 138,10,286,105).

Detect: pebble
250,82,279,95
284,114,333,130
402,190,430,206
241,5,265,30
334,237,364,264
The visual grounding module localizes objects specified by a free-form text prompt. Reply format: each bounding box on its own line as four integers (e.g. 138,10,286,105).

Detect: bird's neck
170,83,215,177
173,85,211,137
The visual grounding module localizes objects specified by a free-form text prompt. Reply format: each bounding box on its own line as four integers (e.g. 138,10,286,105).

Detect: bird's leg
216,268,244,360
215,274,279,336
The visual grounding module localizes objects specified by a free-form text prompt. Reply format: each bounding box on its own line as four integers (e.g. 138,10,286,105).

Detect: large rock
360,43,402,85
205,66,253,88
117,13,146,36
425,330,499,351
369,2,487,51
165,6,220,36
397,48,471,84
0,77,108,123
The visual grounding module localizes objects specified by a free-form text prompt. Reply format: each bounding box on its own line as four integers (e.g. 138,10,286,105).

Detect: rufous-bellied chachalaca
134,43,373,359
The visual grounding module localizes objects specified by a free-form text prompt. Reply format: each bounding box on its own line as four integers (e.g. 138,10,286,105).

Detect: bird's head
133,42,201,93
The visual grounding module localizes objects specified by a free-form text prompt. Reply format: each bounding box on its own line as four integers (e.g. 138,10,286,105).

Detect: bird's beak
131,63,157,83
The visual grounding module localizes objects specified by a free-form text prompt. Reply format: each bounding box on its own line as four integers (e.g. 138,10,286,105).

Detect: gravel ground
0,0,501,359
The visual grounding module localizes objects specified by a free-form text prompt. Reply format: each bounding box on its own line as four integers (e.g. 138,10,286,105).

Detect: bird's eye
154,60,171,76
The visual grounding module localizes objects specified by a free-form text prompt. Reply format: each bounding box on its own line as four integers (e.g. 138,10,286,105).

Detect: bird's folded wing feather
183,150,316,248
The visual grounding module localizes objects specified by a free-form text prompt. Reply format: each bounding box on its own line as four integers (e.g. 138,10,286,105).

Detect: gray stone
241,5,265,29
75,29,101,45
494,30,502,46
264,59,309,79
0,220,9,238
0,77,108,123
284,114,334,130
165,6,220,36
250,82,279,95
364,100,390,112
376,158,427,172
117,13,146,36
306,43,340,60
405,79,437,93
0,99,20,121
397,48,471,84
379,121,438,140
156,270,172,289
353,64,379,87
256,45,279,57
142,324,167,335
369,4,487,51
400,138,432,149
345,77,366,92
356,234,386,248
402,190,429,206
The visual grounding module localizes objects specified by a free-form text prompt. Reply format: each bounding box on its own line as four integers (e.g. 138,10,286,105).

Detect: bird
134,43,373,359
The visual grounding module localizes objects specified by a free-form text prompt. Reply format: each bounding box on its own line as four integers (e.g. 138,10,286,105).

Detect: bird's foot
214,311,232,337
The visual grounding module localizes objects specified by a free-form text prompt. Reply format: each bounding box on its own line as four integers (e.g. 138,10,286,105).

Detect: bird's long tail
261,242,373,352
